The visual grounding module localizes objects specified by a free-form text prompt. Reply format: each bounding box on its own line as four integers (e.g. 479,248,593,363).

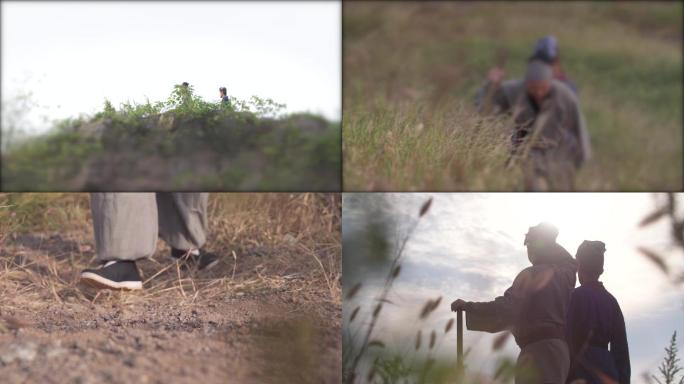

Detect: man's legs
156,193,218,270
80,193,158,290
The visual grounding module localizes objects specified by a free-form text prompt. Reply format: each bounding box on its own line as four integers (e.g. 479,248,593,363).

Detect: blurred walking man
566,241,630,384
508,59,591,191
451,223,577,383
477,35,577,115
80,193,219,290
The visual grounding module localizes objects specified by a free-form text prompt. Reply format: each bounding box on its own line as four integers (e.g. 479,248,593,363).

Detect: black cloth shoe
80,260,143,290
171,248,220,271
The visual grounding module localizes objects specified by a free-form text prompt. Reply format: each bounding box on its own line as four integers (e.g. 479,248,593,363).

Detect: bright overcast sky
343,193,684,381
1,1,341,133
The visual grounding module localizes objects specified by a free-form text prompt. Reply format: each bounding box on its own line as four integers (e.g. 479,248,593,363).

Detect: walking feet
171,248,220,271
79,250,219,291
80,260,143,290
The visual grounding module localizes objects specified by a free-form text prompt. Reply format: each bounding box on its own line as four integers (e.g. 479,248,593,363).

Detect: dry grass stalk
346,197,433,383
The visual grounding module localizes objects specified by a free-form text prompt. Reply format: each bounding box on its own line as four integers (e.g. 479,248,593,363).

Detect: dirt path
0,230,341,384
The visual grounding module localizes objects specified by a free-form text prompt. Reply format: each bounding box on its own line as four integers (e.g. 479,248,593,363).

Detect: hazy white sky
343,193,684,381
1,1,341,132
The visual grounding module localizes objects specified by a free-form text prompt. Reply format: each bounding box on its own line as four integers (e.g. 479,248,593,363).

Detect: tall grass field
343,2,682,191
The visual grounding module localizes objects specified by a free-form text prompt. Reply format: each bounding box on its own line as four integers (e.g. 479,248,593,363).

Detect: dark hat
530,35,559,64
576,240,605,273
524,222,558,245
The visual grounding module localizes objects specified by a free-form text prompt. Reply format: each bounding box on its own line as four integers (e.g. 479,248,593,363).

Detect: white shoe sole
202,258,220,271
80,272,143,290
173,256,220,271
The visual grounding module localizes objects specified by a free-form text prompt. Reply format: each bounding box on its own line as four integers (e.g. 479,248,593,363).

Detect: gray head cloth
525,60,553,83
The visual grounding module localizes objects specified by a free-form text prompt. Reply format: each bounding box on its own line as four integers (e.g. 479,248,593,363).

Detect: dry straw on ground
0,193,341,383
0,193,341,306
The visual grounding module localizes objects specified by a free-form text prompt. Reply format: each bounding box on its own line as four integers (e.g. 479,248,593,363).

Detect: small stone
0,341,37,365
283,233,297,245
123,356,136,367
45,344,67,359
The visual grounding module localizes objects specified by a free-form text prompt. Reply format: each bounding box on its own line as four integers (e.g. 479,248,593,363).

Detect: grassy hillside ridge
343,2,682,190
1,85,340,191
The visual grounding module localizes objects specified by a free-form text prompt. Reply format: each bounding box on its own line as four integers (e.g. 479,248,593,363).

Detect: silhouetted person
219,86,230,105
566,241,630,384
451,223,577,384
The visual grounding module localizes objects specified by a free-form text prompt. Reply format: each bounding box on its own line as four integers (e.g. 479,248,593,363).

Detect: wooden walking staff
456,309,464,377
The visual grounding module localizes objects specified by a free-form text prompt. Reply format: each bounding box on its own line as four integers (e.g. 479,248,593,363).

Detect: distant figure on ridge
219,86,230,105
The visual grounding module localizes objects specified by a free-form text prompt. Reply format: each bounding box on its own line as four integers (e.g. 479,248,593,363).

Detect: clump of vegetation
1,84,340,191
653,331,684,384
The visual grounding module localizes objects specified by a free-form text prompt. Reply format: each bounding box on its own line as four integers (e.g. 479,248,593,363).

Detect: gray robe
91,193,208,261
477,79,592,191
476,79,526,116
510,80,591,166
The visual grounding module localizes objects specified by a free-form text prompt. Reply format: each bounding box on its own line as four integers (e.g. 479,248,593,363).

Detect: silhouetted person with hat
565,241,630,384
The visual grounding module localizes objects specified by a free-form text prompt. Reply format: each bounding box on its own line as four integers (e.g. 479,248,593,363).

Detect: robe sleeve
611,302,631,384
476,81,512,115
466,268,531,332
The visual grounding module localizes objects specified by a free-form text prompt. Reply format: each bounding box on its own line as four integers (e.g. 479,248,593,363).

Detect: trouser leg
156,192,209,251
91,193,158,262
